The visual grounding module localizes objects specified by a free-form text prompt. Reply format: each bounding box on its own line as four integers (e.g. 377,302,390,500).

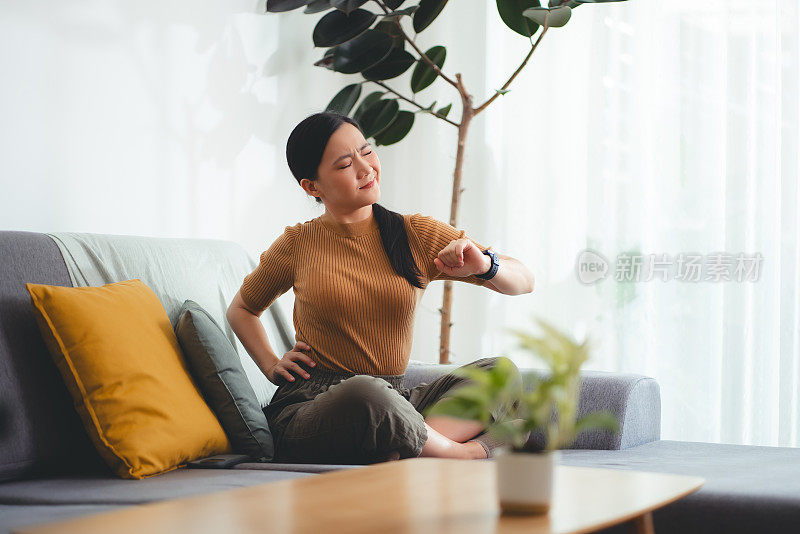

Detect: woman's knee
329,375,398,411
330,375,427,458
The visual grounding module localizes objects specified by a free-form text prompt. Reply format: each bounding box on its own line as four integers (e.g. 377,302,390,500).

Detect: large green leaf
359,99,400,138
267,0,310,12
313,8,376,47
374,20,405,49
410,45,446,93
331,0,369,15
385,0,405,8
496,0,541,37
304,0,332,13
374,111,414,145
353,91,385,123
522,6,571,27
362,48,415,80
330,30,393,74
325,83,362,115
412,0,449,33
549,0,581,6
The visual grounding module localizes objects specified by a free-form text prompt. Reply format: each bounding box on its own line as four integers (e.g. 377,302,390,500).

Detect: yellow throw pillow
26,278,232,480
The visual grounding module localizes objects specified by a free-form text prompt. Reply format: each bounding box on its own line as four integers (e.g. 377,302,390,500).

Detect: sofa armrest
403,361,661,451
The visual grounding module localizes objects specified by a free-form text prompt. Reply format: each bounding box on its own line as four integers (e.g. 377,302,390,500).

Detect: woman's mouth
359,178,376,190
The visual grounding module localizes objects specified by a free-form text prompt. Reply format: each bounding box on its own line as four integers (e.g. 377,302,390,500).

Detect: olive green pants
263,356,520,465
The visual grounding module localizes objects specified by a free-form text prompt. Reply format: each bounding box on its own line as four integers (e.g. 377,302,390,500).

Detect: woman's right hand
265,341,316,385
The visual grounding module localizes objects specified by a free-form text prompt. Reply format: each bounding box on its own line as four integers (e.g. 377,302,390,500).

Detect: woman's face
304,122,381,210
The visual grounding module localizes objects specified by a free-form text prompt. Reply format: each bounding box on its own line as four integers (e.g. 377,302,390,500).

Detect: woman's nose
356,160,373,177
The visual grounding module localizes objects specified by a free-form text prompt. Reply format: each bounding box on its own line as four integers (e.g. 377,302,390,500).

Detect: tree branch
372,0,460,90
368,79,460,128
473,25,550,115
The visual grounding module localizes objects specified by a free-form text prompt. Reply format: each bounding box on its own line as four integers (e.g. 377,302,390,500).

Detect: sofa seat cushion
0,468,313,506
561,439,800,534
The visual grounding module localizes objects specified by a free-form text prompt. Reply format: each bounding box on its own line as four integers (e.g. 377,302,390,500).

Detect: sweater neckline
317,208,379,238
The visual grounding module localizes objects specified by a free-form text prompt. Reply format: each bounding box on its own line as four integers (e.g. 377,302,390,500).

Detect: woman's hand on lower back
265,341,316,385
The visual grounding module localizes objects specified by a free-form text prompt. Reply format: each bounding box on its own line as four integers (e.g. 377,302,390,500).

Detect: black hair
286,111,424,289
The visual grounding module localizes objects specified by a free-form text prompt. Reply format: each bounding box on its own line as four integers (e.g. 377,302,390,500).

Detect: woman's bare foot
465,440,488,459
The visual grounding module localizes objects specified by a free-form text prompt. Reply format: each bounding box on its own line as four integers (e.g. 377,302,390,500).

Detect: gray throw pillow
175,299,274,461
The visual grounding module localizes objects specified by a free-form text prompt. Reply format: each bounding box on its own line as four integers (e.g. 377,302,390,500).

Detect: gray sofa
0,230,797,534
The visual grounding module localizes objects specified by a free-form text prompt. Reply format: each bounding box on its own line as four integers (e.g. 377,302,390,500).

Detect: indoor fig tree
266,0,627,364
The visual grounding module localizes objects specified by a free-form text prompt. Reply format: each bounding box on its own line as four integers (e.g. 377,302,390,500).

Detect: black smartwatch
475,249,500,280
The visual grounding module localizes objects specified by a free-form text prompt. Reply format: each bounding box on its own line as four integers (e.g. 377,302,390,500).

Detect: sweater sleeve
239,224,299,313
408,213,491,287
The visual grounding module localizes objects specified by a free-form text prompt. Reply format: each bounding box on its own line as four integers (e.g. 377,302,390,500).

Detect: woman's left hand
433,238,489,278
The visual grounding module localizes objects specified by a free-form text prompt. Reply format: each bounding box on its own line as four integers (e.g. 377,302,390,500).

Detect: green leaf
359,98,400,138
495,88,510,95
423,396,488,423
383,6,419,18
417,100,437,114
441,384,493,406
353,91,385,123
329,29,393,74
374,20,405,49
410,45,446,93
312,8,376,47
325,83,362,115
496,0,541,37
331,0,369,15
267,0,310,12
385,0,405,7
362,48,415,80
434,103,452,118
374,110,415,145
304,0,332,14
522,6,571,27
450,366,493,388
574,411,620,435
549,0,581,7
412,0,449,33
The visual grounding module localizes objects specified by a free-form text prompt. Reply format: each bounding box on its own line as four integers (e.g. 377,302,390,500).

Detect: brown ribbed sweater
239,209,491,375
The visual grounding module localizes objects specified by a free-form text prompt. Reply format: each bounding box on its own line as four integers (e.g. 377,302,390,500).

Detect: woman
227,111,535,465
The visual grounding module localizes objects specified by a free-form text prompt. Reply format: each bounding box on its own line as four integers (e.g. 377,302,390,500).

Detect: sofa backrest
0,231,293,482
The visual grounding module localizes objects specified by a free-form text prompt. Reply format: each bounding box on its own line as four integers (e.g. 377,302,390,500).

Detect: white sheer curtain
471,0,799,448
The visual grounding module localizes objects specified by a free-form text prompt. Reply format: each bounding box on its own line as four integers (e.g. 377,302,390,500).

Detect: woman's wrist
475,252,492,276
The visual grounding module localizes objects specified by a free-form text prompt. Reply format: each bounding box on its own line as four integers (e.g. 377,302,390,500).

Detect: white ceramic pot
494,448,559,515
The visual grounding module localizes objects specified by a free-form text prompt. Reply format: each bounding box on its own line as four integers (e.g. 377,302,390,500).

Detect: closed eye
338,151,373,170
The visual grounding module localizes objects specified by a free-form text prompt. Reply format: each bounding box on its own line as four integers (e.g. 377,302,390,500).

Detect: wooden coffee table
15,458,704,534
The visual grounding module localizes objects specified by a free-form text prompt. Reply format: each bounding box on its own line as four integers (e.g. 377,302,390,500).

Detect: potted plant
423,316,620,515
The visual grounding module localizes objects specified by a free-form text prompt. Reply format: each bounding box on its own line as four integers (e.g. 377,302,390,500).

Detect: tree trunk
438,75,475,364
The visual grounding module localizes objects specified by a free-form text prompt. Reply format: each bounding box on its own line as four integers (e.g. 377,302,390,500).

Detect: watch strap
475,249,499,280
